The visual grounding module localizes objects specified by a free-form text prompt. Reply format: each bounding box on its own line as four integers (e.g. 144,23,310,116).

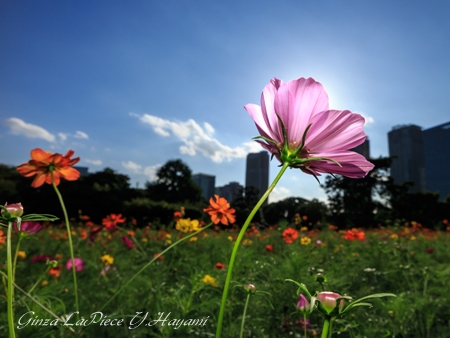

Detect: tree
146,159,202,204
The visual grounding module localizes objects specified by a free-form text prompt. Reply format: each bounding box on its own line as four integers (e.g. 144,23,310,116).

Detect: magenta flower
121,236,134,250
297,294,310,313
66,258,85,272
14,221,43,235
317,291,345,315
245,77,374,178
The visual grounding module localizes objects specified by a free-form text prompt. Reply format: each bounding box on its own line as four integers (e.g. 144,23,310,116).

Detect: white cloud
4,117,55,142
85,159,102,166
122,161,142,173
143,164,161,181
355,112,375,125
269,186,291,203
58,132,68,142
131,113,265,163
74,131,89,139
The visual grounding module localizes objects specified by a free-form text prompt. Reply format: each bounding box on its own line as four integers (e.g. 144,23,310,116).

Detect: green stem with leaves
100,222,213,311
51,177,79,321
216,162,289,338
7,221,16,338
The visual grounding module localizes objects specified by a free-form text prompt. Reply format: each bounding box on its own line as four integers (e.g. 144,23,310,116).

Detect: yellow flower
300,227,308,232
17,251,27,259
176,218,200,233
141,238,148,242
410,236,416,241
352,252,359,257
165,234,172,239
101,254,114,265
189,236,198,242
227,236,233,242
300,237,311,245
202,274,218,287
242,239,252,245
41,280,49,287
390,234,398,240
166,240,172,245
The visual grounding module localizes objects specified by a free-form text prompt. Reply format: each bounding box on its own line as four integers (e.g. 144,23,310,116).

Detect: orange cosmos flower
344,228,365,241
0,230,6,245
102,213,126,230
16,148,80,188
282,227,299,244
265,244,274,253
203,195,236,225
215,262,225,270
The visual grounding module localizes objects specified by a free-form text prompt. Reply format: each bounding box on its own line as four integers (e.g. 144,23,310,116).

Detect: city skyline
1,1,450,203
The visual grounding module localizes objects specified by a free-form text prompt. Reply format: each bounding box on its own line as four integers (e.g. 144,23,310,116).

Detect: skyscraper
423,121,450,200
388,125,426,193
351,138,370,159
192,173,215,201
215,181,243,203
245,151,269,202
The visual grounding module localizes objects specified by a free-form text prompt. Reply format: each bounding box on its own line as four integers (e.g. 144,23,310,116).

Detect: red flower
102,213,126,230
17,148,80,187
344,229,365,241
153,253,164,262
265,244,274,253
121,236,134,250
203,195,236,225
215,262,225,270
283,228,298,244
426,248,435,254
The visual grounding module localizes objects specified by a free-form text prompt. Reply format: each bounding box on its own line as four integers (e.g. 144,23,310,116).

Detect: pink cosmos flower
14,221,43,235
65,258,85,272
121,236,134,250
245,77,374,178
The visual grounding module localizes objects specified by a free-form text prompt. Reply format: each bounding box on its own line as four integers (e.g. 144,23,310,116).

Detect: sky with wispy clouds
1,1,449,203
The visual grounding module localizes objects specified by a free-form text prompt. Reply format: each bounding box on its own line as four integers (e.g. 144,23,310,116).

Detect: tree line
1,157,449,229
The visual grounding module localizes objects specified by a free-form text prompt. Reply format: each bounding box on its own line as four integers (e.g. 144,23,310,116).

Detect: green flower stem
239,293,252,338
12,237,23,282
7,221,16,338
328,319,333,338
216,162,290,338
100,222,213,311
321,317,331,338
51,177,79,322
27,265,52,295
303,313,307,338
0,270,76,334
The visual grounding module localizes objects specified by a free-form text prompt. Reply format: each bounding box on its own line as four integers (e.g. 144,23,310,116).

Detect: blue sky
1,1,449,203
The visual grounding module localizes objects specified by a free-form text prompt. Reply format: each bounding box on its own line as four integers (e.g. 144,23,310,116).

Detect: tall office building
245,151,269,202
388,125,426,193
351,138,370,159
215,181,243,202
192,173,215,201
423,121,450,200
73,166,89,176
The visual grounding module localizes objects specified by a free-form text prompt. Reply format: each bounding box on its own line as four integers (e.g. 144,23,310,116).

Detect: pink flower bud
297,294,310,312
317,291,344,315
2,203,24,218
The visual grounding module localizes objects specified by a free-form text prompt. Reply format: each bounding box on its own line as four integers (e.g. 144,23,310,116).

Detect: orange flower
49,266,61,279
203,195,236,225
283,227,298,244
215,262,225,270
328,225,338,231
344,228,365,241
16,148,80,188
0,230,6,244
102,213,126,230
153,253,164,262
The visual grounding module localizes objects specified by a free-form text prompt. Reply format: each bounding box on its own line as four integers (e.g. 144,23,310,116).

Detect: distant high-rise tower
192,173,215,201
245,151,269,202
215,181,243,202
388,125,426,193
423,121,450,200
351,138,370,159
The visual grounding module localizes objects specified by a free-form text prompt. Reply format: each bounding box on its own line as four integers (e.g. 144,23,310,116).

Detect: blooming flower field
1,212,449,337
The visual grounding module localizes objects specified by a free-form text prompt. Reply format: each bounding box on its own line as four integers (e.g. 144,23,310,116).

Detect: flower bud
244,283,257,294
317,291,344,316
297,294,310,313
2,203,24,218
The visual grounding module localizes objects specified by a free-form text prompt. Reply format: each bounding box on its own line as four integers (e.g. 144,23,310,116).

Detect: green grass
2,223,450,337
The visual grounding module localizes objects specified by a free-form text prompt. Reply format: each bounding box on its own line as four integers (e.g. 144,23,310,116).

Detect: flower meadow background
1,160,450,337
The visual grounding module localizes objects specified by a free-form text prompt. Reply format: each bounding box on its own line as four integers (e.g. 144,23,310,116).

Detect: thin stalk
321,317,331,338
328,318,333,338
216,162,290,337
7,221,16,338
100,222,213,311
239,293,251,338
12,237,23,282
303,314,307,338
51,177,79,321
27,265,52,295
